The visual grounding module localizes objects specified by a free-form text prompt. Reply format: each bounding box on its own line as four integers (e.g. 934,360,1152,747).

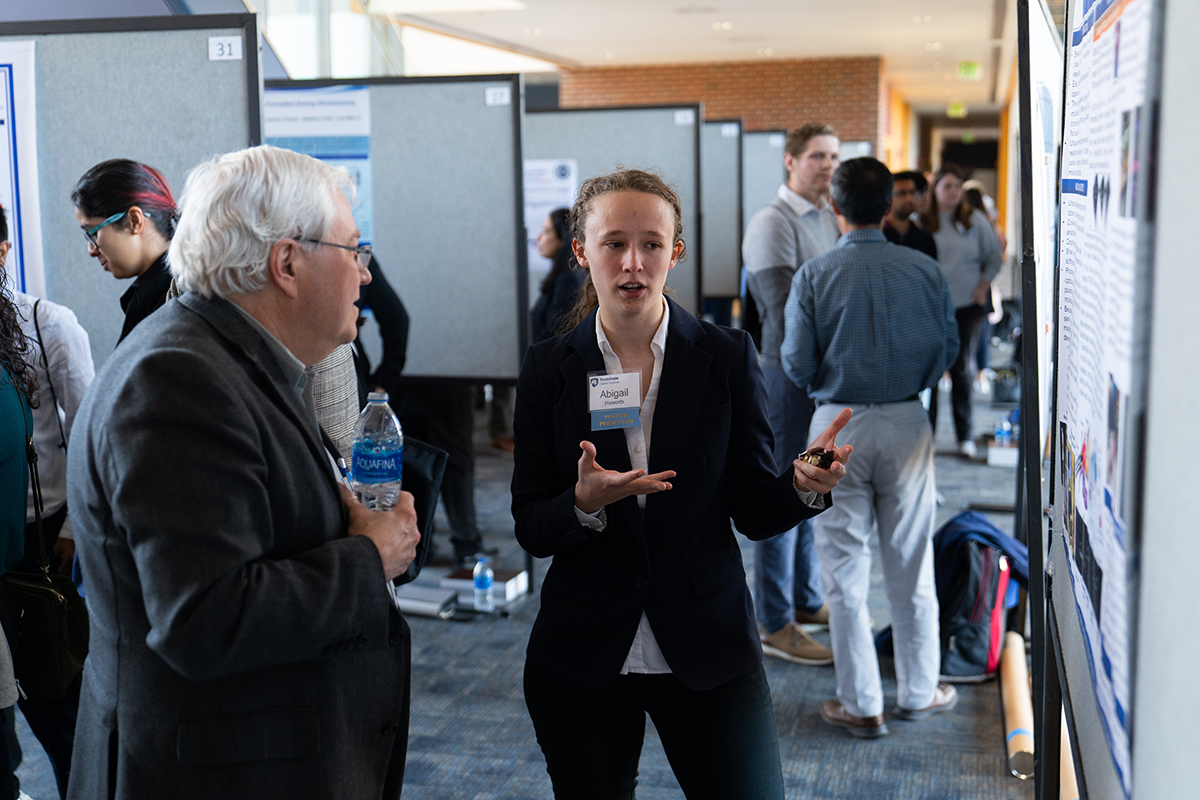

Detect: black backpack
875,512,1027,682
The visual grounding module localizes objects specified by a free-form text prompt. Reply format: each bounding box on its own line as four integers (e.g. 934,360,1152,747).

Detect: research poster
523,158,577,287
0,41,44,297
263,85,373,245
1055,0,1154,793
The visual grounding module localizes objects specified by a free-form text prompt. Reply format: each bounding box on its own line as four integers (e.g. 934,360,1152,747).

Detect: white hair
169,145,355,298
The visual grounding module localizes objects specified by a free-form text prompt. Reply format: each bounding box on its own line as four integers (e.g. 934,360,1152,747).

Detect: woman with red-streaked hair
72,159,179,345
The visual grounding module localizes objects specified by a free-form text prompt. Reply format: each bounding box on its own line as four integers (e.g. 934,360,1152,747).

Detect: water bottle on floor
473,557,495,612
351,391,403,511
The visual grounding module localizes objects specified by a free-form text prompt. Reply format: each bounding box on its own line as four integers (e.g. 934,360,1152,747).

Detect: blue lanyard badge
587,371,641,431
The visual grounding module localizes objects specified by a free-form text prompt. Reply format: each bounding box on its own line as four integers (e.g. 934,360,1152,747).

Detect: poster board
740,130,786,240
523,105,702,314
700,119,742,299
265,75,525,381
0,14,261,371
1049,0,1161,795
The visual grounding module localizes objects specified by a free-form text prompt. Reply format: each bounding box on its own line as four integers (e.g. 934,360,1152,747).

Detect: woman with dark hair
72,159,179,344
529,207,585,344
512,168,852,799
0,204,38,799
917,165,1003,457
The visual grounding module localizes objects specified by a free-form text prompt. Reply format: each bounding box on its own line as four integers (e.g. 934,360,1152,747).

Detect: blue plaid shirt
781,228,959,404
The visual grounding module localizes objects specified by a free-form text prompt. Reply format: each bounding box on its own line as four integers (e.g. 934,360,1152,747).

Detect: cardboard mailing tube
1000,631,1035,779
1061,709,1080,799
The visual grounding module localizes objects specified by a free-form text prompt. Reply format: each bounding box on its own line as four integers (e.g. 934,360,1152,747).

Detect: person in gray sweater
918,165,1003,457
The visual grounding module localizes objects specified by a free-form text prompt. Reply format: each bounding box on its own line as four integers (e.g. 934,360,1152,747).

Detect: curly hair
0,206,39,406
561,168,686,329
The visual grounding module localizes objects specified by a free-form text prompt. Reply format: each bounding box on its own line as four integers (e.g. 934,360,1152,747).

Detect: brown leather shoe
893,683,959,720
794,603,830,630
820,699,889,739
760,622,833,666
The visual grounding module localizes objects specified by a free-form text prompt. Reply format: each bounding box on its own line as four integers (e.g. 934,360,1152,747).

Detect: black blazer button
382,723,399,736
389,630,404,646
636,577,649,591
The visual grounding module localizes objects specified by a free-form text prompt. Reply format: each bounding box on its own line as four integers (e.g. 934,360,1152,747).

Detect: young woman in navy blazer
512,168,854,800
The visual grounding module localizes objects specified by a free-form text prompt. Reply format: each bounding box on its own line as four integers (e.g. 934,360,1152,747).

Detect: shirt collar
594,297,670,360
228,301,309,395
776,183,828,217
838,228,888,246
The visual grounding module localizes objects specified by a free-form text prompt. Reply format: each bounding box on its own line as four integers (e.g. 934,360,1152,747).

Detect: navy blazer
512,298,827,692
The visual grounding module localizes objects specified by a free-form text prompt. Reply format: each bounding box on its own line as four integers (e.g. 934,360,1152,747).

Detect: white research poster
523,158,577,286
1055,0,1155,793
0,41,45,297
263,85,374,245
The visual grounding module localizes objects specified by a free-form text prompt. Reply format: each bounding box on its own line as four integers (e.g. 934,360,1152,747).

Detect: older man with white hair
66,146,421,799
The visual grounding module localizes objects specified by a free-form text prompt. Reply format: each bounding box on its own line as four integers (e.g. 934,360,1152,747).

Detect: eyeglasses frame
300,238,373,268
84,210,128,246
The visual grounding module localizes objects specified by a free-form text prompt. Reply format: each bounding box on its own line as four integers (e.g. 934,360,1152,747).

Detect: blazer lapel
644,300,710,542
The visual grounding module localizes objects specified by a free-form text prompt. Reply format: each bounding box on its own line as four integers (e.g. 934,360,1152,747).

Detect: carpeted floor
15,352,1035,800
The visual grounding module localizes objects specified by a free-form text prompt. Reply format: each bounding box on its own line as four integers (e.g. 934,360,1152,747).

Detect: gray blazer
67,293,410,799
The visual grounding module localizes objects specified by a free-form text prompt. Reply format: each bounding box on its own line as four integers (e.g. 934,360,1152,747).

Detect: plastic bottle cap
367,391,389,402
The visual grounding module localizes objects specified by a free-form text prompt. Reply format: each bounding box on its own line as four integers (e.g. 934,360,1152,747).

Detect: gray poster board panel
741,130,786,239
1,14,260,371
267,75,526,381
1129,0,1200,797
523,106,702,314
700,119,742,298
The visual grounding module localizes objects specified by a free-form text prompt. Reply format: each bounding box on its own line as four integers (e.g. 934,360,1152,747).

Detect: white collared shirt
776,182,829,218
575,299,673,674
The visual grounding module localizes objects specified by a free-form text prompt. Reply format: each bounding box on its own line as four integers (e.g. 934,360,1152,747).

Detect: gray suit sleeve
93,347,393,682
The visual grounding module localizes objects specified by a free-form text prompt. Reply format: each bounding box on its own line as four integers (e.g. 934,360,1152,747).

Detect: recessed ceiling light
604,51,615,60
711,21,732,30
531,27,542,35
912,15,921,23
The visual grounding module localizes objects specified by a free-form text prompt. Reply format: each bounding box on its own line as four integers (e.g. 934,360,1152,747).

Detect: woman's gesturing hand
574,440,676,515
793,408,854,495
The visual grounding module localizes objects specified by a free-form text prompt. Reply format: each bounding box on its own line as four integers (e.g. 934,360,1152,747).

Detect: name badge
587,371,641,431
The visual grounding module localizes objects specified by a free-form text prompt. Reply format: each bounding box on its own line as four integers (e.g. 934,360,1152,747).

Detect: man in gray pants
782,157,960,739
742,123,842,664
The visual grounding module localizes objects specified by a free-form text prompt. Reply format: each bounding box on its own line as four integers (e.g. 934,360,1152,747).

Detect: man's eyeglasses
893,189,926,198
301,239,373,268
84,211,128,246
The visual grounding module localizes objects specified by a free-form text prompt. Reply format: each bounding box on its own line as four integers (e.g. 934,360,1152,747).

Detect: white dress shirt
16,292,95,541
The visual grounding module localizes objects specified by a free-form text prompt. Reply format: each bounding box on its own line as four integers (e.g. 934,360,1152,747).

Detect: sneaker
958,439,978,459
760,622,833,666
893,683,959,720
820,699,888,739
794,603,830,631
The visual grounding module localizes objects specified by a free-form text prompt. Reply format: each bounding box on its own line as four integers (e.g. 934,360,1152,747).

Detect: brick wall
559,57,884,146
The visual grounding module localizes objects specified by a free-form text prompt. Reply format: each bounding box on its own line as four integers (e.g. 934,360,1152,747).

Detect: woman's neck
598,298,665,361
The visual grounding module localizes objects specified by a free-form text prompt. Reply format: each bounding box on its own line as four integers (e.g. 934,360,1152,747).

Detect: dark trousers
396,383,482,559
524,662,784,800
930,304,986,443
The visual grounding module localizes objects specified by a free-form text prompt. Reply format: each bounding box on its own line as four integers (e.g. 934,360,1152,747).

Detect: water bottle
350,391,403,511
473,557,495,612
994,418,1013,447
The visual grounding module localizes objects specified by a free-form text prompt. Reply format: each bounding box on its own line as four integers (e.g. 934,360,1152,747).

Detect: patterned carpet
16,357,1035,800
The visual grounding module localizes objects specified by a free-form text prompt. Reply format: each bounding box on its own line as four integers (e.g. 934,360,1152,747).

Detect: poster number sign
208,36,244,61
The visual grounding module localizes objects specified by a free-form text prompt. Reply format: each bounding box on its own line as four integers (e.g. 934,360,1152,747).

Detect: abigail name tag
587,371,641,431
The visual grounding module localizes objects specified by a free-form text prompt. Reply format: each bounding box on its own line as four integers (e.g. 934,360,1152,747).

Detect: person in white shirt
512,168,853,799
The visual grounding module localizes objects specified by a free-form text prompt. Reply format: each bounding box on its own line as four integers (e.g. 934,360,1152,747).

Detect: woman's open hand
574,440,676,515
793,408,854,495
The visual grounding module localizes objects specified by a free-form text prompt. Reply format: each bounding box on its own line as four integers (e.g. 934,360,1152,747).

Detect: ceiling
376,0,1020,112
